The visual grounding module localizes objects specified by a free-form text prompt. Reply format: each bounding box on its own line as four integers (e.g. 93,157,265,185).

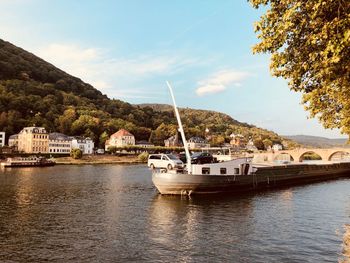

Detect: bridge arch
298,151,322,162
273,153,294,162
327,150,350,161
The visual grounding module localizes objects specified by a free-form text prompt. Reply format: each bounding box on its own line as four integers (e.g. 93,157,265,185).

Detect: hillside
283,135,349,148
137,103,251,127
0,39,292,148
0,39,106,101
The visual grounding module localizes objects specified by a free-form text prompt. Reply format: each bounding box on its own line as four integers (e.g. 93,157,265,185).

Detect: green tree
138,152,149,162
210,135,225,146
71,114,100,139
57,108,76,134
250,0,350,135
253,139,265,150
150,123,177,146
99,131,109,148
262,138,273,150
106,146,117,154
70,148,82,159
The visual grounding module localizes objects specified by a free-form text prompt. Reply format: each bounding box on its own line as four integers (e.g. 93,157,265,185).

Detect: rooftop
111,129,134,138
49,132,71,141
20,127,47,134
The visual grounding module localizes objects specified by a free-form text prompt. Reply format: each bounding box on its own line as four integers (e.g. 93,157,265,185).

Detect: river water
0,164,349,262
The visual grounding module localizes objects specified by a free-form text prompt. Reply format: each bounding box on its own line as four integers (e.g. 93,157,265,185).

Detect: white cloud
36,43,107,89
196,69,250,96
39,43,100,63
34,43,200,98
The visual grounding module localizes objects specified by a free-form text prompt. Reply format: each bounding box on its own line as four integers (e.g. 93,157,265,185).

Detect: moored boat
152,160,350,195
0,156,56,168
151,82,350,195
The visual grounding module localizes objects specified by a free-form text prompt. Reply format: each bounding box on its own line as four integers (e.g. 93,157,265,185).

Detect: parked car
178,152,187,163
147,154,184,170
191,152,215,164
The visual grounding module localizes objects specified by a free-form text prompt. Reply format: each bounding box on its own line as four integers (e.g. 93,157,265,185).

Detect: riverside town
1,1,349,262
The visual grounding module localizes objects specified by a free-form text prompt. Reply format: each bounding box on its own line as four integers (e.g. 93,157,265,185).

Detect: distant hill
136,103,251,127
283,135,349,148
0,38,295,148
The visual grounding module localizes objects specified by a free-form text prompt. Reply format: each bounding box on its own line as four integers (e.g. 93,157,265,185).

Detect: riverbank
53,155,144,165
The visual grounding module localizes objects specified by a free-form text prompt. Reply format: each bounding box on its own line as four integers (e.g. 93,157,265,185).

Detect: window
202,167,210,174
220,168,227,175
234,168,239,175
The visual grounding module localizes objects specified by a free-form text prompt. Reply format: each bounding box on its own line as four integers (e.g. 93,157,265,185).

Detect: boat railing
5,156,45,163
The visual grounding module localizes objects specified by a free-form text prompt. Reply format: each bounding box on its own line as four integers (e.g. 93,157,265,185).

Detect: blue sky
0,0,345,138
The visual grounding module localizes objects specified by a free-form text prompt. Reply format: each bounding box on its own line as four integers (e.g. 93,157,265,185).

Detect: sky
0,0,346,138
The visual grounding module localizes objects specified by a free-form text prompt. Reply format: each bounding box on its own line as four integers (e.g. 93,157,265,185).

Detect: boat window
244,164,250,175
220,168,226,175
234,168,239,175
202,167,210,174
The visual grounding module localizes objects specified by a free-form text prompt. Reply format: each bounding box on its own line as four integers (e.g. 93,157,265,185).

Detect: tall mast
166,81,192,174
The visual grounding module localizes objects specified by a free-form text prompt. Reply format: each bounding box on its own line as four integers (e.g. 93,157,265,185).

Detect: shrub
70,148,83,159
138,152,149,162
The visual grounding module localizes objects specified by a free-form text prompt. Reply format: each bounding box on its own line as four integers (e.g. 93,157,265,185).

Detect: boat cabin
190,158,253,176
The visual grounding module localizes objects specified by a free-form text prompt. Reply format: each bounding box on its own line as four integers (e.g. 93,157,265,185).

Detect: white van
147,154,184,170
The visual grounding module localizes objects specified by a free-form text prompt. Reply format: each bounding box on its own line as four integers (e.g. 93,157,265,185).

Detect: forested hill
137,103,249,127
0,39,292,148
0,39,105,100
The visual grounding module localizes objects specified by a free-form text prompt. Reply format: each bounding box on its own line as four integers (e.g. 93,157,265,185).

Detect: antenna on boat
166,81,192,174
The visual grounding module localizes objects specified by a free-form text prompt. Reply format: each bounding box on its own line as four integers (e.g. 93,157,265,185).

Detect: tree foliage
70,148,82,159
250,0,350,135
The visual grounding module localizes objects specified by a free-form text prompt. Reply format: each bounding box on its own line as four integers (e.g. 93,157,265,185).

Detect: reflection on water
148,194,255,262
0,165,349,262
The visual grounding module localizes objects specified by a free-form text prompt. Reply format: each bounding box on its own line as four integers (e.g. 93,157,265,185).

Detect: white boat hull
152,162,350,195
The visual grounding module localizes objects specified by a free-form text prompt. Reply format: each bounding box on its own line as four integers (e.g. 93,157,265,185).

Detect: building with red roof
105,129,135,151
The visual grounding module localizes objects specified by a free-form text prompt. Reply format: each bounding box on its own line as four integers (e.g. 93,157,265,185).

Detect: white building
105,129,135,150
8,134,18,150
71,137,94,154
49,133,72,154
272,144,283,151
18,127,49,153
0,132,5,147
164,134,182,147
187,137,210,149
246,139,258,152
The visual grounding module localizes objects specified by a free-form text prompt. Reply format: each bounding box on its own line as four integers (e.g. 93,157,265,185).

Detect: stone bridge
253,148,350,163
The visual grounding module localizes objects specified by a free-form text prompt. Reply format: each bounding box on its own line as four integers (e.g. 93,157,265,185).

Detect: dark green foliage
70,148,83,159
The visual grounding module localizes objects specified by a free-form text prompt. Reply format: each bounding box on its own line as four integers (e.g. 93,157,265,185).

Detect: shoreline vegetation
53,154,144,165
